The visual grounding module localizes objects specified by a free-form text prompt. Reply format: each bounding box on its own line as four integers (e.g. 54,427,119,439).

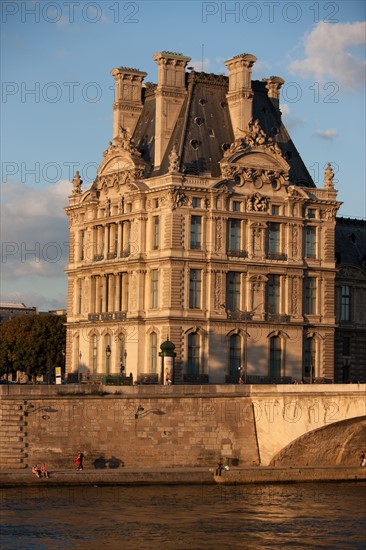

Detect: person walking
75,451,84,470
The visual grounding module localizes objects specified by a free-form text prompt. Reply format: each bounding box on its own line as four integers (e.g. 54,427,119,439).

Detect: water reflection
1,483,365,549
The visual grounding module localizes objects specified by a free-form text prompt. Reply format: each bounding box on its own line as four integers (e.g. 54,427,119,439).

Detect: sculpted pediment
220,119,290,190
338,265,366,280
97,126,146,182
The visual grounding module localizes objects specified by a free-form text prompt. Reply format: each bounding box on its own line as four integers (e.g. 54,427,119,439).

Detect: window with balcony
227,218,241,254
92,334,98,374
190,216,202,249
267,222,281,258
227,272,240,311
305,277,316,314
305,226,316,259
189,269,201,308
151,269,159,309
267,275,281,315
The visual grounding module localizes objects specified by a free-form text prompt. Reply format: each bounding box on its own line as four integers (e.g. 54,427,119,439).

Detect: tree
0,314,66,381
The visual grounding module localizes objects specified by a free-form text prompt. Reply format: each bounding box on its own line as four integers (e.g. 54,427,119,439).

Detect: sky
1,0,365,311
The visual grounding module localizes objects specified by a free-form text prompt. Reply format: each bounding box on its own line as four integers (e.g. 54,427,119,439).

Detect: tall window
153,216,160,250
341,285,351,321
92,335,98,374
305,277,316,314
190,216,202,249
229,334,241,377
78,279,83,314
228,219,241,253
227,272,240,311
151,269,159,309
189,269,201,308
79,230,85,260
267,275,280,314
187,333,200,377
305,226,316,259
304,337,316,379
269,336,282,379
119,334,125,372
150,332,157,373
267,222,280,256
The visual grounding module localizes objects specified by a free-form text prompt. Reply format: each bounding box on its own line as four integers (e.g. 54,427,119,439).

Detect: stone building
65,51,342,383
334,218,366,383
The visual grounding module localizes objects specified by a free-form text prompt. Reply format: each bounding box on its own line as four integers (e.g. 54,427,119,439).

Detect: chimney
224,53,257,140
153,51,191,169
110,66,147,139
264,76,285,113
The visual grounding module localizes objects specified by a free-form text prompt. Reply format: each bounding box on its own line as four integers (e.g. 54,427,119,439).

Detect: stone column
115,273,121,311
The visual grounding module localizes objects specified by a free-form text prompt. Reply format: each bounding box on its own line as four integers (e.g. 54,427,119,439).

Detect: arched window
104,334,111,374
151,332,157,373
92,334,98,374
119,334,125,374
304,337,316,381
229,334,241,378
188,333,200,377
269,336,282,379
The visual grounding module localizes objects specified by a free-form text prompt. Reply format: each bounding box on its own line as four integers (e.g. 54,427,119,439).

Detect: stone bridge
0,384,365,469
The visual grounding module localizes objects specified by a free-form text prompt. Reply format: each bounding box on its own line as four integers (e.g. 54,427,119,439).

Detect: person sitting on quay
41,463,49,478
32,464,41,478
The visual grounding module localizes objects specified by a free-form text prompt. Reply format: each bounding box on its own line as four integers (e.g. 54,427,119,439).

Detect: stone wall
1,385,365,470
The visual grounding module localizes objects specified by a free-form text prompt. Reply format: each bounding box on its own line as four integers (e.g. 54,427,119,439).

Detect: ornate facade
65,51,342,383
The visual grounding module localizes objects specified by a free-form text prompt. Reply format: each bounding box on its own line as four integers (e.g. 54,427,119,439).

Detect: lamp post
106,345,111,375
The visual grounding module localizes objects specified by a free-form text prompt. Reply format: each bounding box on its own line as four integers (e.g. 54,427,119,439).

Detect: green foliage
0,314,66,379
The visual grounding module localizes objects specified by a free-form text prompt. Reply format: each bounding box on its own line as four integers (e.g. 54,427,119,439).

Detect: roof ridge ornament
168,143,180,174
71,171,82,195
324,163,335,190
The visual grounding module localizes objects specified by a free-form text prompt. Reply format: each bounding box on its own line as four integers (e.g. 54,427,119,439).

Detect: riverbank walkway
1,466,365,487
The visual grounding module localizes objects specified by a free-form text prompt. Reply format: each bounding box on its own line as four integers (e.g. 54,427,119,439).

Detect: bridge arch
269,416,366,467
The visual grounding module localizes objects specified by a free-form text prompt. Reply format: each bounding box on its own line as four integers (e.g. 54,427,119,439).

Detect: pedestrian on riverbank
75,451,84,470
359,451,366,467
32,464,41,478
41,464,49,478
215,461,223,476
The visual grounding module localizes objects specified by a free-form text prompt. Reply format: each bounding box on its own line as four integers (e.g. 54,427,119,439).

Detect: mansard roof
133,70,315,187
336,217,366,269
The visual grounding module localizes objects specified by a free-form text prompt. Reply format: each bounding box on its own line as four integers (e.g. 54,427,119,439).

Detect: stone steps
0,401,27,469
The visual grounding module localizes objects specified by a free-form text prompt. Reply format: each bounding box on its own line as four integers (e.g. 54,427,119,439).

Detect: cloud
1,291,67,312
280,104,305,132
1,180,70,280
316,129,338,140
189,58,211,72
288,21,366,91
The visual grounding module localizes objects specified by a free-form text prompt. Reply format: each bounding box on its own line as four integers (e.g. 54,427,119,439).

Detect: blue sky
1,0,365,310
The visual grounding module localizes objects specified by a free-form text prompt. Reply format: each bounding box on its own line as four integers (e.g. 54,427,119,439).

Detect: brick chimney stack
110,66,147,139
153,51,191,169
224,53,257,139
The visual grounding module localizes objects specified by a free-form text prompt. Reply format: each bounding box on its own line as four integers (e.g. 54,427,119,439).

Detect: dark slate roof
335,218,366,268
133,70,315,186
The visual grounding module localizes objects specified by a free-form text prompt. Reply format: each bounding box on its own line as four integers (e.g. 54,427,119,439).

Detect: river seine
1,482,365,549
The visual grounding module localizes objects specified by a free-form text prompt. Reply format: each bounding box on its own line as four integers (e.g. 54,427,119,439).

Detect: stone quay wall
0,384,365,470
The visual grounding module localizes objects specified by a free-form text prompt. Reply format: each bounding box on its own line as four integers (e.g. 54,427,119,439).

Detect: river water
1,482,365,549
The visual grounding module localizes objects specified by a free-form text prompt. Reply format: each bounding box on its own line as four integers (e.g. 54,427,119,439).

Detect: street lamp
106,345,111,375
